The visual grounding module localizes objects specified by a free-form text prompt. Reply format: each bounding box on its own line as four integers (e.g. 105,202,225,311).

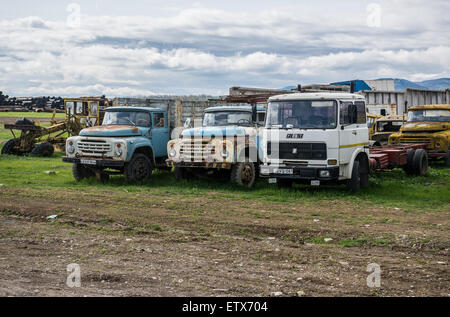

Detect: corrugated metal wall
361,88,450,114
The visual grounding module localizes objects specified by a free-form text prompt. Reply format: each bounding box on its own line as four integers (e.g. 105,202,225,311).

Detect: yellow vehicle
389,104,450,166
2,97,110,156
369,114,405,146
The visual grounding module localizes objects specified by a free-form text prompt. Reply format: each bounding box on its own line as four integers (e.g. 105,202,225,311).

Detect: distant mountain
377,78,449,91
281,86,297,91
417,78,450,90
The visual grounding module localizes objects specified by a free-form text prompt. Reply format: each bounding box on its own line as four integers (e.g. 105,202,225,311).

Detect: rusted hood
401,122,450,133
80,125,142,137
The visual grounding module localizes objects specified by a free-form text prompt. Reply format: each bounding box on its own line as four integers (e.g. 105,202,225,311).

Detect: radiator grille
398,136,432,147
78,140,111,157
267,142,327,160
180,139,215,161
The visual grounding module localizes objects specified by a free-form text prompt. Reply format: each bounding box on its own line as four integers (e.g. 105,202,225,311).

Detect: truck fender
342,148,369,179
129,146,156,167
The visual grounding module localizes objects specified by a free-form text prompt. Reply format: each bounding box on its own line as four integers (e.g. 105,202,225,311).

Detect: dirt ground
0,186,448,297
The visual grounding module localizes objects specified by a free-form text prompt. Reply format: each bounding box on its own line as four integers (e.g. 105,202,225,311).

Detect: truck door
151,112,170,157
339,101,368,164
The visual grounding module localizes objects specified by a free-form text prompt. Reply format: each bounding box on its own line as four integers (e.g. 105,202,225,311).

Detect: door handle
352,131,357,135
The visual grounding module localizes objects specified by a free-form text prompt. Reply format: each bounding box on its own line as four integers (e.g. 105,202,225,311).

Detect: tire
95,171,110,183
124,153,153,182
31,142,54,157
1,138,19,155
14,117,34,126
445,150,450,167
231,162,256,188
347,160,361,193
402,149,416,175
412,149,428,176
277,179,293,189
174,166,187,180
359,157,369,188
72,163,94,182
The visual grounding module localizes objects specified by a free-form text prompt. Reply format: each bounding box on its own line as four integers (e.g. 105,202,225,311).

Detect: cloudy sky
0,0,449,97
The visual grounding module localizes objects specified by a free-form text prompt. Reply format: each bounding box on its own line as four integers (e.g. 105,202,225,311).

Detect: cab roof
377,114,406,122
408,104,450,111
205,105,266,112
107,106,164,112
269,92,365,102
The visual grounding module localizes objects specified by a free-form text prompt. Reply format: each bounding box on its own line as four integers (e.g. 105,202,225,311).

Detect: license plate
269,178,277,184
311,180,320,186
80,159,97,165
274,168,293,175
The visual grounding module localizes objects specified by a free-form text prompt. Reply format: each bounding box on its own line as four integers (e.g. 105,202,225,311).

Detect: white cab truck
259,93,371,192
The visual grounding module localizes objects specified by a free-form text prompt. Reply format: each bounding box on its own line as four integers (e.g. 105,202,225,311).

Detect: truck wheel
277,179,293,189
412,149,428,176
445,150,450,167
95,171,110,183
174,166,188,180
1,138,19,155
402,149,416,175
72,163,93,182
31,142,54,157
347,161,360,193
124,153,153,182
231,162,256,188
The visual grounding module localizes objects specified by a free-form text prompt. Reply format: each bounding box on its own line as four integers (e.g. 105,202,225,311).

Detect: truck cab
389,104,450,166
369,114,405,146
62,106,170,182
259,93,370,192
167,105,266,187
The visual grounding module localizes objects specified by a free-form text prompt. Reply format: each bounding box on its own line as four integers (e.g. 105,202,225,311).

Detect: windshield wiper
124,118,136,126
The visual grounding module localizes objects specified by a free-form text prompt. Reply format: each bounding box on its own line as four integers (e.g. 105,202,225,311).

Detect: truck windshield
266,100,337,129
377,121,403,132
203,111,252,127
407,110,450,122
103,111,151,127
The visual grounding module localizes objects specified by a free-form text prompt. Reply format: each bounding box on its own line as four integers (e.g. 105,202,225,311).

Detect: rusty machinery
1,97,110,156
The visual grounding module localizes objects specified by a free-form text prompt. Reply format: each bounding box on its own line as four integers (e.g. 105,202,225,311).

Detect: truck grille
180,139,215,161
267,142,327,160
398,136,432,147
78,140,111,157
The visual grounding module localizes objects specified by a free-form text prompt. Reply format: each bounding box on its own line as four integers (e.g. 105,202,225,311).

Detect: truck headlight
221,149,228,158
115,143,123,157
169,149,176,157
67,140,75,154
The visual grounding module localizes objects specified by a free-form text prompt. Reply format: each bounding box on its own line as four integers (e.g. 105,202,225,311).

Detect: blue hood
181,126,247,137
80,125,145,137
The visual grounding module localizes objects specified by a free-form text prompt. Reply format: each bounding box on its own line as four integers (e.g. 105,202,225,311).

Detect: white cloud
0,1,449,96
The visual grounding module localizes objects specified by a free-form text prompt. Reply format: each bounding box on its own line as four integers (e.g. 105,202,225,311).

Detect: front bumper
259,165,339,181
166,160,232,169
62,156,125,167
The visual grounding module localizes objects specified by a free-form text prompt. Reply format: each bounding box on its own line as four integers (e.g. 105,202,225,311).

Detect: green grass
0,112,66,119
0,152,449,212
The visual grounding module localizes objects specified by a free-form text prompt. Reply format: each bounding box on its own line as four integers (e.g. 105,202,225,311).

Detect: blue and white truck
166,105,266,187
